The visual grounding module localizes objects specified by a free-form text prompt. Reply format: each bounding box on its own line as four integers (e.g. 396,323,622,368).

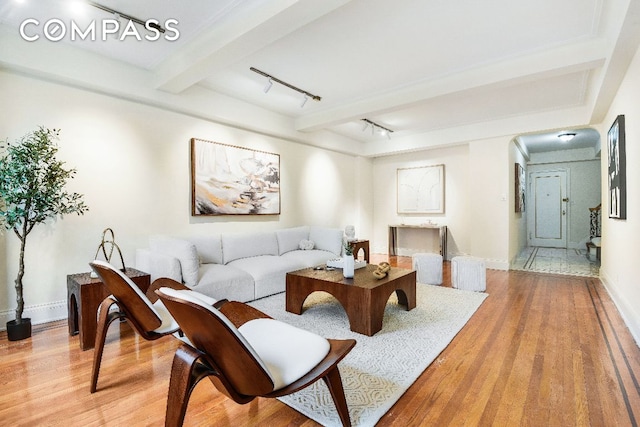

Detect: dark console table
388,224,447,258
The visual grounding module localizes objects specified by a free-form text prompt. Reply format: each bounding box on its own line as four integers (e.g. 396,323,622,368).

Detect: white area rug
249,283,488,427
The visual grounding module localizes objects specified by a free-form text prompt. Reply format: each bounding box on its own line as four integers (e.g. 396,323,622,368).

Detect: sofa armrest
135,248,183,284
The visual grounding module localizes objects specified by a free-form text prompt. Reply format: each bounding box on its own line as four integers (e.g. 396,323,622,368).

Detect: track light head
361,118,394,139
250,67,322,106
264,78,273,93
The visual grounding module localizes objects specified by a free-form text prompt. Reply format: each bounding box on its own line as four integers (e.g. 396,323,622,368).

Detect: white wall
371,145,470,259
468,137,511,268
509,141,528,263
0,70,371,326
370,136,512,269
599,43,640,343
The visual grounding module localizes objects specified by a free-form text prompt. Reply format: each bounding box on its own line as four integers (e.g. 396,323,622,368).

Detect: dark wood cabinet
67,268,150,350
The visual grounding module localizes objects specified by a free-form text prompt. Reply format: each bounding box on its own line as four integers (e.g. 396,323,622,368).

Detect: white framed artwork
397,165,445,214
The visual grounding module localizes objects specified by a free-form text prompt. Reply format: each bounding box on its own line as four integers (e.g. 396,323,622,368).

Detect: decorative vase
343,254,355,279
7,318,32,341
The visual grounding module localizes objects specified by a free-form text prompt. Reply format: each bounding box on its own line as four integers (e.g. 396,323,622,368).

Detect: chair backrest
89,260,162,333
156,287,275,397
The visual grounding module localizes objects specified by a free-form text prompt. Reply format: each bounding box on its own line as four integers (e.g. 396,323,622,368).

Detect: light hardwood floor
1,255,639,426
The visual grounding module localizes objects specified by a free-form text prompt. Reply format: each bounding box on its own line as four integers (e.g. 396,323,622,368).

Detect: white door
529,170,568,248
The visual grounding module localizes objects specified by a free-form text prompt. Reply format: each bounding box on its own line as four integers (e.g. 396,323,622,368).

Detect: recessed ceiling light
558,132,576,142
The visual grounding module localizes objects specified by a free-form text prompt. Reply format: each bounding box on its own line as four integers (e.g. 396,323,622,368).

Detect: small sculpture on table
90,228,125,278
373,262,391,279
345,225,356,242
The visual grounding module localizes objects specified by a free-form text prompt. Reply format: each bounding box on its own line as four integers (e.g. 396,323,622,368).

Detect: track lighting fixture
250,67,321,108
361,119,393,140
88,1,166,33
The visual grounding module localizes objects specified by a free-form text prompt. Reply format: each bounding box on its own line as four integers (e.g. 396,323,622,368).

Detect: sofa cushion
194,264,255,303
222,232,279,264
280,249,336,268
149,236,199,288
309,226,343,256
299,239,314,250
275,226,310,255
188,235,223,264
229,255,304,299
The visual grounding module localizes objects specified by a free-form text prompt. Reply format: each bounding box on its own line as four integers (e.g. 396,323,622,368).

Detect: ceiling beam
294,38,607,132
153,0,351,94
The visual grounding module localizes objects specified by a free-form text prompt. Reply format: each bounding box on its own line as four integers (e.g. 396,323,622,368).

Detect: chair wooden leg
165,344,214,427
90,297,123,393
322,367,352,427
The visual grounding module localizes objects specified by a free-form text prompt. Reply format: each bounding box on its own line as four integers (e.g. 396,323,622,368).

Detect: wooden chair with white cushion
155,287,356,427
88,260,189,393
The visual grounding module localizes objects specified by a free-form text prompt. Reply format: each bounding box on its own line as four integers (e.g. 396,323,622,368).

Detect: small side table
67,268,150,351
349,239,370,263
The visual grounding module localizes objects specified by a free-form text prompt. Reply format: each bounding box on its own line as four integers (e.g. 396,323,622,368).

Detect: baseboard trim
600,268,640,347
0,300,67,331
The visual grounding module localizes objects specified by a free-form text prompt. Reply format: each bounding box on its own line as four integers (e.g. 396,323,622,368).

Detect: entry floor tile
511,246,600,277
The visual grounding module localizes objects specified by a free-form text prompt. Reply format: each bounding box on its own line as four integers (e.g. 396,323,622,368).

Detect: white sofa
135,226,344,302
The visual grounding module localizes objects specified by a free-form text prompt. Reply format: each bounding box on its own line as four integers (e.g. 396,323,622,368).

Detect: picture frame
397,165,445,214
607,115,626,219
515,163,526,213
191,138,280,216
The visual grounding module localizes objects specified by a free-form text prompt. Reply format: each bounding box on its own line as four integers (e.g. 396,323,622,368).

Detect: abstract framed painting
607,115,626,219
397,164,445,214
515,163,526,213
191,138,280,216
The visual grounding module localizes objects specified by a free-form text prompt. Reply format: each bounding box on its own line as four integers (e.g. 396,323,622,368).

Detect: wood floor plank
1,257,639,426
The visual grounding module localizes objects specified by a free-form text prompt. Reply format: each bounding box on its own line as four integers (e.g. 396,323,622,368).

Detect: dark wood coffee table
286,264,416,336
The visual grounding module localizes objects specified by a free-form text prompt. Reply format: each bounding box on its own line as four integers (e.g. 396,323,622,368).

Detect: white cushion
222,232,279,264
152,299,180,334
239,318,330,390
275,226,310,255
158,288,218,306
135,249,182,283
149,236,200,287
309,226,343,256
196,264,255,302
299,239,315,250
189,235,223,264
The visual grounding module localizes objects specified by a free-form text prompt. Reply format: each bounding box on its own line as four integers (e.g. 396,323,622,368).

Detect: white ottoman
412,253,443,285
451,256,486,291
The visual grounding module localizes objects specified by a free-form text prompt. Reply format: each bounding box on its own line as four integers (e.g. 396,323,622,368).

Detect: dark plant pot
6,318,32,341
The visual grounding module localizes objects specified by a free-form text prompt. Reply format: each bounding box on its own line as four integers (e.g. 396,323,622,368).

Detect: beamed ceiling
1,0,639,157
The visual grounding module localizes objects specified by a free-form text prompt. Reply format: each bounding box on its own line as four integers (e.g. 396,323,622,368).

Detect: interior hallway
511,246,600,277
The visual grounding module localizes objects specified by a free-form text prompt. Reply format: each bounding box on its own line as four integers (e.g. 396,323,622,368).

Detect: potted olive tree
0,127,88,341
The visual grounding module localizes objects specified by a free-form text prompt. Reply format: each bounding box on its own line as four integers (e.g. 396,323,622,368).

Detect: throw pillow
299,239,315,250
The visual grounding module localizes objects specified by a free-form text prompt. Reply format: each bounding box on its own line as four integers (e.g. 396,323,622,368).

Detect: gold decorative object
373,262,391,279
90,228,125,277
